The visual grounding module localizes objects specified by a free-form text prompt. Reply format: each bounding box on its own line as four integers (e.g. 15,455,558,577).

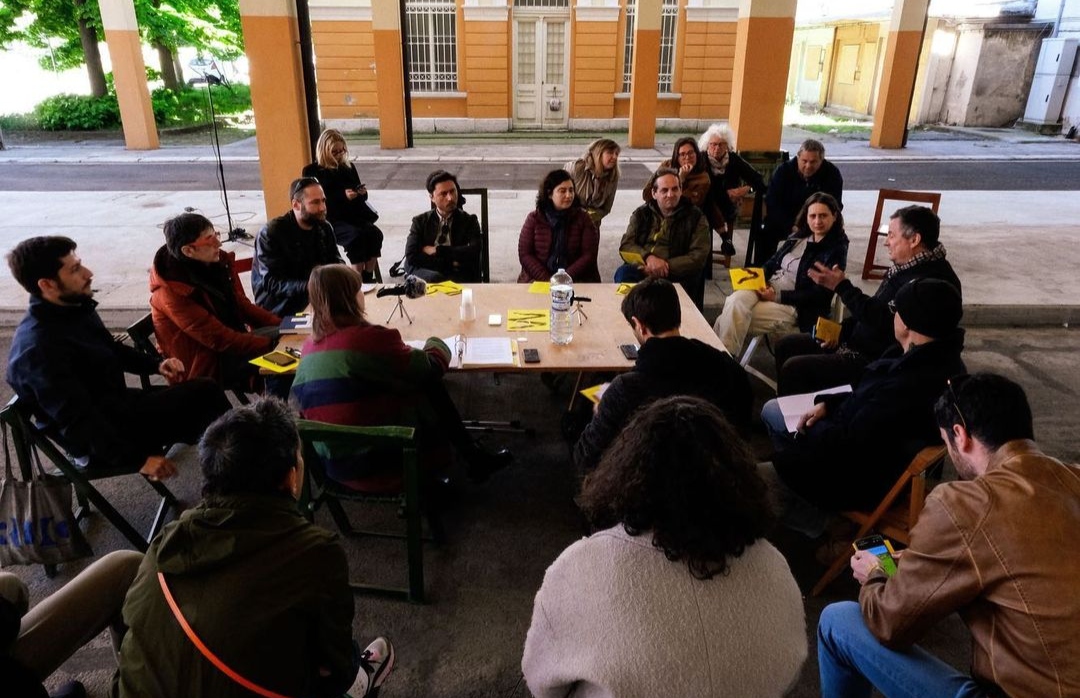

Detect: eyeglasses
945,375,969,431
189,230,222,248
331,147,347,156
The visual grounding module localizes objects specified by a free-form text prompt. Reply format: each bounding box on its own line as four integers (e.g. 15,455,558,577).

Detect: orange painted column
870,0,930,149
728,0,796,151
98,0,159,150
371,0,408,149
628,0,662,148
239,0,312,218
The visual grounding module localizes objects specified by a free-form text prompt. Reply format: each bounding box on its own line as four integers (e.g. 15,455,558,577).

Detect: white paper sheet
776,384,853,433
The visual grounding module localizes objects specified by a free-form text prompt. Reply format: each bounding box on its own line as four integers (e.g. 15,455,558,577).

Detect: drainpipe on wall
399,0,414,147
296,0,321,161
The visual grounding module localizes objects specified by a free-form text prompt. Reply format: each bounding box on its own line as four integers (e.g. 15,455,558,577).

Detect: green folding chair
296,419,429,603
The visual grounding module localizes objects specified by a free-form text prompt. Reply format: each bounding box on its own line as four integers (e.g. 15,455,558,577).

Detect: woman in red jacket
518,169,600,283
149,212,281,390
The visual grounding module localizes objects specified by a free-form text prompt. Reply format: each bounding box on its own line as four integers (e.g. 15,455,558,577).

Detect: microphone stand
386,296,414,325
190,62,249,242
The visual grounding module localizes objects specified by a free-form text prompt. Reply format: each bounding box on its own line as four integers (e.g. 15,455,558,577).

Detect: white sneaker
349,636,396,697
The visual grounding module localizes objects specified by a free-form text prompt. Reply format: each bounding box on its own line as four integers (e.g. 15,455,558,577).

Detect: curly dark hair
577,395,773,579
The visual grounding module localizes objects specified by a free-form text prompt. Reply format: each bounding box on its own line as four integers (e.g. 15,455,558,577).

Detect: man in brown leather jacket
817,373,1080,698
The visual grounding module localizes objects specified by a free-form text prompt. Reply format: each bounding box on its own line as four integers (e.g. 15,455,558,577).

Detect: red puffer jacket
517,207,600,283
149,246,280,384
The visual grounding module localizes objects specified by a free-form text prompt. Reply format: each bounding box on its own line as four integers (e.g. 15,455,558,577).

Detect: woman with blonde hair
699,123,766,257
302,129,384,281
291,265,512,489
564,138,621,229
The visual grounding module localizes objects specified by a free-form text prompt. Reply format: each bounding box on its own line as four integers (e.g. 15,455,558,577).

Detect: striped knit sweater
292,323,451,491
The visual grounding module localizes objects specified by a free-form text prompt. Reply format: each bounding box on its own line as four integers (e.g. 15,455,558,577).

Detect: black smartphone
262,351,298,367
522,348,540,364
619,344,639,360
854,534,898,576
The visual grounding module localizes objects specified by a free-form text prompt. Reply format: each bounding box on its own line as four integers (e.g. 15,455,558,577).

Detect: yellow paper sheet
249,351,299,374
507,309,550,332
528,281,551,294
425,281,464,296
730,267,766,291
615,282,637,295
580,383,610,405
619,250,645,266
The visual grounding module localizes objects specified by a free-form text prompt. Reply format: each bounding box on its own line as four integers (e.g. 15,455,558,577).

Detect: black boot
465,442,514,484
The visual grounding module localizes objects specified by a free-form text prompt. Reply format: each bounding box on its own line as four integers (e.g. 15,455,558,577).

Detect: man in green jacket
615,168,711,308
118,399,394,698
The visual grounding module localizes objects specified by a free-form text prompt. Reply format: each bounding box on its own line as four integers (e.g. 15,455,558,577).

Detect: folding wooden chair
862,189,942,280
0,397,180,557
811,444,947,596
296,419,433,603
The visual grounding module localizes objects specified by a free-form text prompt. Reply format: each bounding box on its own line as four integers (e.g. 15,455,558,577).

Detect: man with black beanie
758,278,966,536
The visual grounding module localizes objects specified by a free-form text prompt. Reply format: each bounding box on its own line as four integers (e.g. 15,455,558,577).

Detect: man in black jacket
573,278,751,471
6,237,230,480
758,139,844,265
775,205,961,395
759,278,966,536
253,177,344,316
404,170,483,283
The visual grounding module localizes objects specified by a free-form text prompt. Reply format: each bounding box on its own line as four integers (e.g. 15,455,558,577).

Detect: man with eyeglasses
758,278,966,538
253,177,344,316
6,236,231,481
817,372,1080,698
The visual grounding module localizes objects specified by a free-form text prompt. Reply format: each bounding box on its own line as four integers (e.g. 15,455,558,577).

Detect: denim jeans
818,601,989,698
612,263,645,283
759,399,829,538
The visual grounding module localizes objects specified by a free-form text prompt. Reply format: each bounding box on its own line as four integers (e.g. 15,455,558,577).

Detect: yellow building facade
308,0,742,133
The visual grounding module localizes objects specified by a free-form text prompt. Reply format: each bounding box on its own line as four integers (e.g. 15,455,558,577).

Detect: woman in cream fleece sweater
522,396,807,698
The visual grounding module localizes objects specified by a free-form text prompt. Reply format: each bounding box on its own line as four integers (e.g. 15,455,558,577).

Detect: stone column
239,0,312,218
372,0,409,148
98,0,159,150
728,0,796,150
870,0,931,149
628,0,662,147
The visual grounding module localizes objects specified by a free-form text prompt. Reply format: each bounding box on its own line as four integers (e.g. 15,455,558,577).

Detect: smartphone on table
853,534,898,576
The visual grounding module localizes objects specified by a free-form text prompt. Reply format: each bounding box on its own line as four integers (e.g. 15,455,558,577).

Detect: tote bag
0,423,93,566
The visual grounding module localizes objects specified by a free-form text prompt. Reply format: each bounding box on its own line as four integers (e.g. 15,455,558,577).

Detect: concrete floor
0,322,1077,698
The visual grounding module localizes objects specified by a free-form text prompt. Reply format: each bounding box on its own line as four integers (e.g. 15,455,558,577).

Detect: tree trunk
173,54,185,88
75,5,107,97
157,44,180,91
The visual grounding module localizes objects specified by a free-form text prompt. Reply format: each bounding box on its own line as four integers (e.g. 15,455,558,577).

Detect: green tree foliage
0,0,243,89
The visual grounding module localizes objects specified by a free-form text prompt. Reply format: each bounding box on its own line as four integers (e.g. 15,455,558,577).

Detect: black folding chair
0,396,180,557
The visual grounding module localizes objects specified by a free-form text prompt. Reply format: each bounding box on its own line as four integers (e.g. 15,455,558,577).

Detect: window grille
406,0,459,92
621,0,678,93
513,0,569,6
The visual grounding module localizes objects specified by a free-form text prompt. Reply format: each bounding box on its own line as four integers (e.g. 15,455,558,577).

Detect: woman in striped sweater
291,265,512,490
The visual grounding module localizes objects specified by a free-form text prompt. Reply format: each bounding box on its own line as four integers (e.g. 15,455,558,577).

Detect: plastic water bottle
550,268,574,345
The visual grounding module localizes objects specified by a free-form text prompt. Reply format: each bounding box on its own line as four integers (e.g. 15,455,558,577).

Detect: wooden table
278,283,726,373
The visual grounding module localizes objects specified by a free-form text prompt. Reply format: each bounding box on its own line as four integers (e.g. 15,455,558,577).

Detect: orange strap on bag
157,572,295,698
